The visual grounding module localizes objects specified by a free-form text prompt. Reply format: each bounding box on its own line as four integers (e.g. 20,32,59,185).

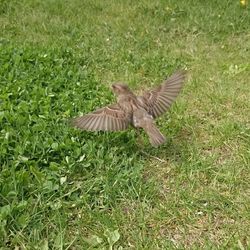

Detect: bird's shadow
70,124,191,167
139,138,184,164
108,130,188,165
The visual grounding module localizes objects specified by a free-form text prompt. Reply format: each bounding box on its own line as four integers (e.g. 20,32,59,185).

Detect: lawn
0,0,250,249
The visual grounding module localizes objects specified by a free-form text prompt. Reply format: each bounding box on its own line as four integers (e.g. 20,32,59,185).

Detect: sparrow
71,70,186,147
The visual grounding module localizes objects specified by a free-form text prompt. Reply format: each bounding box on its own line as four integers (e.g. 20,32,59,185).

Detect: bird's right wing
140,70,186,118
70,104,130,131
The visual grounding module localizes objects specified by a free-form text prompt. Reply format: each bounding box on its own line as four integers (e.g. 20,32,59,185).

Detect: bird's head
111,83,131,95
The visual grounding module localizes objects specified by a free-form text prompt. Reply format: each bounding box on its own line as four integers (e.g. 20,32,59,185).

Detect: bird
70,70,186,147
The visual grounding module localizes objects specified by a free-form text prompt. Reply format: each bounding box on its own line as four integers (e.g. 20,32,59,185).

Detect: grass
0,0,250,248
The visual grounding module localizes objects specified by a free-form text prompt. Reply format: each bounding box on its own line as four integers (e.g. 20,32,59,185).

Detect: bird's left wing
70,104,130,131
140,70,186,118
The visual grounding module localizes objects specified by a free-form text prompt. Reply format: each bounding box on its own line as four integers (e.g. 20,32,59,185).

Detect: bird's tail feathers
143,122,166,147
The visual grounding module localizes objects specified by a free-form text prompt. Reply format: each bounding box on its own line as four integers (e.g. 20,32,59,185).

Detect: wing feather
71,104,130,131
141,70,186,118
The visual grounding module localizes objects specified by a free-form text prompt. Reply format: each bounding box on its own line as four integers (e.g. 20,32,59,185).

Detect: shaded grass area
0,0,250,248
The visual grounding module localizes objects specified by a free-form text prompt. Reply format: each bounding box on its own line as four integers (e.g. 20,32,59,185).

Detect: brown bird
71,70,186,147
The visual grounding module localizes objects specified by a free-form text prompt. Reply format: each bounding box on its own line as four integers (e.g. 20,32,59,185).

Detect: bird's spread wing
70,104,130,131
140,70,186,118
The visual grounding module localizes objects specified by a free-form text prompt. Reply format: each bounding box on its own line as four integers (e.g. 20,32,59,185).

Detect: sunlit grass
0,0,249,248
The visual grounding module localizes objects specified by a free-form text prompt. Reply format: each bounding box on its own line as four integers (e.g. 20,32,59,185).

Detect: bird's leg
135,128,144,147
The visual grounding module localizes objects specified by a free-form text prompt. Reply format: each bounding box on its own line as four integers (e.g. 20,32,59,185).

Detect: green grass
0,0,250,248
